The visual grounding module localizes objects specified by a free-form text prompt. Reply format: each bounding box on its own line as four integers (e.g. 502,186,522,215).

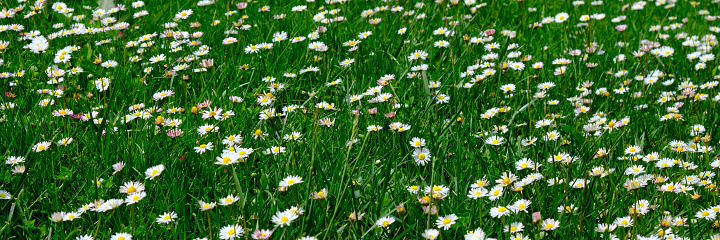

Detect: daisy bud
396,203,405,214
155,116,164,125
615,24,627,32
182,75,189,81
384,111,395,119
191,106,198,114
367,108,377,115
532,212,542,222
86,92,93,99
421,205,437,215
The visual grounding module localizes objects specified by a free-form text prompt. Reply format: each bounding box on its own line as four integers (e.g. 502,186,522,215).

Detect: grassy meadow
2,0,720,239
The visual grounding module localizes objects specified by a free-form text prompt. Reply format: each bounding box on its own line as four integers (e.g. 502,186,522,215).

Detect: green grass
1,0,720,239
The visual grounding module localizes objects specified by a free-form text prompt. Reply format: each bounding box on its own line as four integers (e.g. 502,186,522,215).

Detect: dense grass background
2,0,720,239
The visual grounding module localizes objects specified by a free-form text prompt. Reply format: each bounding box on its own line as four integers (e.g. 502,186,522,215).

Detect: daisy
436,214,458,230
197,124,218,136
32,141,51,152
219,224,243,239
125,192,147,205
504,222,525,233
272,210,298,227
264,146,286,155
215,152,241,165
490,206,511,218
201,107,223,120
251,229,273,239
194,142,214,154
409,137,426,147
279,175,303,187
313,188,328,200
487,185,504,201
219,194,240,206
235,148,253,159
424,185,450,197
485,136,505,145
112,162,125,175
555,12,569,22
0,190,11,199
406,185,422,195
199,201,216,211
144,164,165,180
156,212,178,224
467,188,488,199
624,145,641,155
76,235,94,240
5,156,25,165
63,211,82,222
510,199,531,213
153,90,174,101
540,219,560,231
57,137,73,146
422,229,440,240
695,208,717,220
435,94,450,104
119,182,145,194
613,216,633,227
375,216,395,228
110,232,132,240
412,148,432,166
